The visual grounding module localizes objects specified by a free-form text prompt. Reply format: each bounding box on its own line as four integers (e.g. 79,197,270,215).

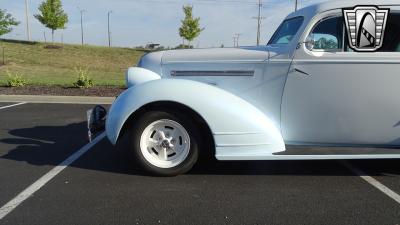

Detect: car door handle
293,68,310,76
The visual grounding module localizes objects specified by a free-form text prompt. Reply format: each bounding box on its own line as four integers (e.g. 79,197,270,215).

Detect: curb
0,95,114,105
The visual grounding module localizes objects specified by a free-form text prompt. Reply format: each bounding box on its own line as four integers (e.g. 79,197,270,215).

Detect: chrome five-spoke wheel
129,110,200,176
140,119,191,168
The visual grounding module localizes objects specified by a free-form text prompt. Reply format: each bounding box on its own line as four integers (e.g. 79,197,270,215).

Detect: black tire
128,110,200,176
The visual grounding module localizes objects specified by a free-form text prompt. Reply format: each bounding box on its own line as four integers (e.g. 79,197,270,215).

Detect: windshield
268,17,304,45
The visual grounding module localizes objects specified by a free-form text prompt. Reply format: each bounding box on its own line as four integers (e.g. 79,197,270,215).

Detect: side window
269,17,304,45
306,12,399,53
307,17,344,51
378,13,400,52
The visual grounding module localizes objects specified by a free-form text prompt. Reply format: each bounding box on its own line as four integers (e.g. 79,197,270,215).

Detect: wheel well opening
118,101,216,158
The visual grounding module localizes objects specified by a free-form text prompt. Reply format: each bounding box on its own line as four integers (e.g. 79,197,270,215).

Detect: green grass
0,39,146,87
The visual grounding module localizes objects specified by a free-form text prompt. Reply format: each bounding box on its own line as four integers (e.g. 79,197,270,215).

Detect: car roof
287,0,400,19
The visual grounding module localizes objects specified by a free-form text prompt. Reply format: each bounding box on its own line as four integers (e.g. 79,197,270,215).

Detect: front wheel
128,111,199,176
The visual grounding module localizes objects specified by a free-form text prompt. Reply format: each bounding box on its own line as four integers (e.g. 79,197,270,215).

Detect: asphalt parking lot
0,102,399,225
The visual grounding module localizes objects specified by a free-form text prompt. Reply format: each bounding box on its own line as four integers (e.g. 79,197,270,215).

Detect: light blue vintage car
97,0,400,176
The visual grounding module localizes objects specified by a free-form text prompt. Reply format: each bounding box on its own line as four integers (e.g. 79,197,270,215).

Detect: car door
281,7,400,146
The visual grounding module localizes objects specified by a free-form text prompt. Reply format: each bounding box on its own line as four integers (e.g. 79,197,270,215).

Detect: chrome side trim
170,70,255,77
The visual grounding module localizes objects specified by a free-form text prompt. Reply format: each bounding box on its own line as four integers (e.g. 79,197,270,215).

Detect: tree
179,5,204,48
0,9,19,37
35,0,68,44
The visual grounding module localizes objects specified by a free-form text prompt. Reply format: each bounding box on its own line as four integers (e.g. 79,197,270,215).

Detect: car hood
138,45,291,78
161,46,269,64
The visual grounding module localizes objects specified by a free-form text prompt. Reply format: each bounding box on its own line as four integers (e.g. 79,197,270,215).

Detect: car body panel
125,67,161,87
106,79,286,158
106,0,400,160
161,46,288,129
282,6,400,146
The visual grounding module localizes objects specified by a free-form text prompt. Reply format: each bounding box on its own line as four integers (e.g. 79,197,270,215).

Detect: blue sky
1,0,327,48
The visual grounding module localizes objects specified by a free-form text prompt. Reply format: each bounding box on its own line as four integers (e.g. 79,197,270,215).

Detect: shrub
6,71,27,87
73,67,93,88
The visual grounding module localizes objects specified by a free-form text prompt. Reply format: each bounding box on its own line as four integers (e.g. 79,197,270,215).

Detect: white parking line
342,161,400,205
0,132,106,220
0,102,27,110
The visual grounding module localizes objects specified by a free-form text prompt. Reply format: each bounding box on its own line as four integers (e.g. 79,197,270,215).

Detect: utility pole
43,31,47,43
252,0,265,46
108,11,113,47
25,0,31,41
233,36,238,47
234,33,242,47
2,46,5,65
295,0,298,11
78,8,86,45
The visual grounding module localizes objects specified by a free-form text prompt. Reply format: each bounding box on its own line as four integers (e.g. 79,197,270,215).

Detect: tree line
0,0,204,48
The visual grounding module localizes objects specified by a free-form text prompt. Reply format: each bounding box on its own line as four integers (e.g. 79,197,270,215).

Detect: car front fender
106,79,286,159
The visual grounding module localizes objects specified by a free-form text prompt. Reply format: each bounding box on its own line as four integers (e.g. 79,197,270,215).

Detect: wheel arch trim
119,100,215,152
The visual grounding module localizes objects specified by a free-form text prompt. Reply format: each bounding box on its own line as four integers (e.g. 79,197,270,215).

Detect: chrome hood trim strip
170,70,255,77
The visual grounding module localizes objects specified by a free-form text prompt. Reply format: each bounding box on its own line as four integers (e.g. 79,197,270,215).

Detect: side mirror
304,35,315,50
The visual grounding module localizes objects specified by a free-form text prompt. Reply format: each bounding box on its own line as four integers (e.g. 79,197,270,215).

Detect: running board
276,145,400,155
216,145,400,160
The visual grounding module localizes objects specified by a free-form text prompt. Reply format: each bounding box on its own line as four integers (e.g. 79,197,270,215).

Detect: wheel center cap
161,140,170,148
